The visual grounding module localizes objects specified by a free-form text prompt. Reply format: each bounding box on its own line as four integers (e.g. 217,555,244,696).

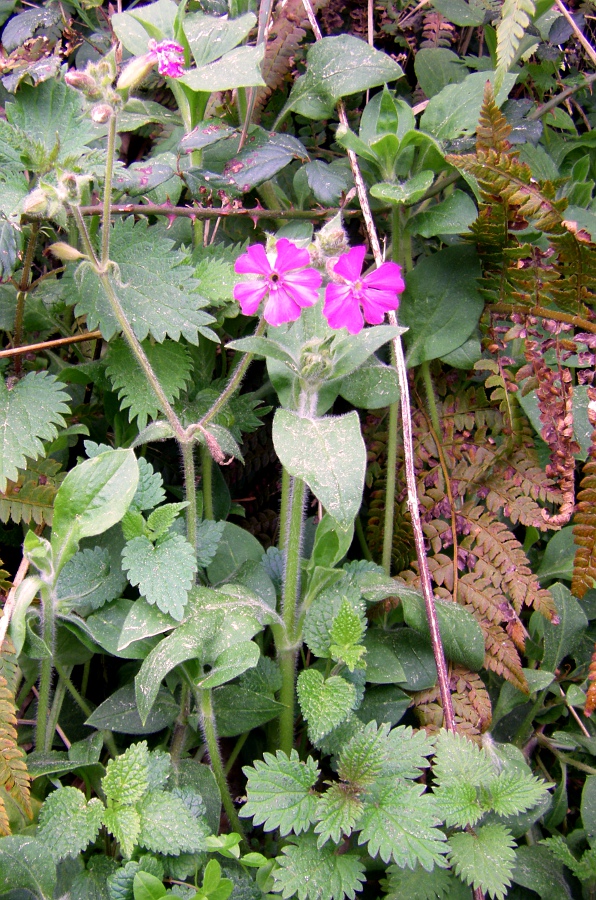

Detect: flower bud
22,188,51,217
90,103,114,124
116,53,155,91
64,69,102,99
47,242,86,261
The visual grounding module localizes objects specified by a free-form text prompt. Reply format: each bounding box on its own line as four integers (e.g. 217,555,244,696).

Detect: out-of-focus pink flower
323,246,405,334
147,39,185,78
234,239,322,326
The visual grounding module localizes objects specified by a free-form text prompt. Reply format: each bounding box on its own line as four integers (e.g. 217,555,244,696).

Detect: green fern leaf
241,750,320,836
358,781,448,869
487,770,549,817
314,783,363,847
273,831,366,900
122,533,197,620
448,824,516,900
496,0,536,82
136,791,209,855
37,787,103,861
103,741,149,806
0,372,70,492
297,670,356,743
103,805,141,859
69,218,216,343
105,339,193,430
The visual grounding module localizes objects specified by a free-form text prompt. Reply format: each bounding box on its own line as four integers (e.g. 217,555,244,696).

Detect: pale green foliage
381,864,465,900
272,832,366,900
240,750,320,835
381,725,435,781
122,532,197,620
131,458,166,512
0,372,70,492
107,856,165,900
541,835,596,882
196,519,226,568
103,805,141,860
432,730,494,786
303,582,365,658
70,218,217,343
448,824,516,900
146,503,190,540
147,748,171,790
103,741,149,805
337,721,389,787
37,787,103,861
55,545,122,614
314,783,363,847
105,338,193,430
488,770,548,817
297,670,356,742
496,0,536,81
136,791,209,855
328,600,366,671
358,781,448,870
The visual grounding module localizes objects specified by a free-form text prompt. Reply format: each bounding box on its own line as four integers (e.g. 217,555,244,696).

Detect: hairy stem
421,361,442,438
181,441,198,554
101,114,116,268
36,583,55,751
46,668,68,752
13,221,40,377
382,399,398,576
196,685,247,843
278,474,307,756
199,318,266,429
200,443,214,521
170,682,190,764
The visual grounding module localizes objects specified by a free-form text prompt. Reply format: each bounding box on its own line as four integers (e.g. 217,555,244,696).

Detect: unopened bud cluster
299,337,335,382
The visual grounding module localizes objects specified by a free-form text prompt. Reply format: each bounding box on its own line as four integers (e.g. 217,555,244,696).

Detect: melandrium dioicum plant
1,0,595,897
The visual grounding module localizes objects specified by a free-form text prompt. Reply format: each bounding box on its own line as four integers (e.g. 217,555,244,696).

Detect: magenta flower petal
148,39,185,78
363,261,405,293
333,245,367,282
283,269,322,308
235,244,272,276
263,287,301,326
234,280,268,316
275,238,312,273
323,283,365,334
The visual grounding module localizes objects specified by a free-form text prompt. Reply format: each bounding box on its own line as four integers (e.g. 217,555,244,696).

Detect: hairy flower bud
90,103,114,124
47,242,86,262
64,69,102,99
116,53,155,91
22,188,51,217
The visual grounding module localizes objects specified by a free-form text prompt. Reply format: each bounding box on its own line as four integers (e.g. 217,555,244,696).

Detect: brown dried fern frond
476,81,513,154
585,643,596,717
573,385,596,598
411,664,492,739
0,666,31,832
420,10,455,47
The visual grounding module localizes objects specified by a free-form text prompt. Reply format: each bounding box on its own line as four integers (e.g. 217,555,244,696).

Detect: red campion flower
323,246,405,334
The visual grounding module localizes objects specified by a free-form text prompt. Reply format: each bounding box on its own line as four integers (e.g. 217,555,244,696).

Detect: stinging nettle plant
0,0,595,897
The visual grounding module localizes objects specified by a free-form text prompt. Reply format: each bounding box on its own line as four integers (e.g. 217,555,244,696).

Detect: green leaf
112,0,176,52
381,727,435,780
433,730,495,788
180,120,238,153
118,599,178,649
488,770,549,818
297,670,356,743
131,458,166,512
362,630,407,683
55,546,124,615
314,783,363,847
221,130,308,192
420,71,518,140
582,774,596,846
103,742,149,805
273,831,366,900
196,640,260,688
241,750,320,836
358,781,447,869
0,836,56,900
133,872,166,900
399,589,485,670
105,339,193,431
330,325,405,380
329,599,367,671
104,805,142,860
206,522,264,583
542,582,587,671
0,217,19,278
273,410,365,532
69,219,215,344
196,519,226,569
338,356,400,410
137,791,209,855
371,172,434,206
399,245,483,368
122,533,197,620
407,190,478,237
536,527,575,583
302,160,349,205
37,787,103,862
5,80,96,165
448,824,516,900
0,372,70,492
135,612,223,723
382,864,467,900
146,502,189,539
414,48,468,98
337,721,389,787
511,844,573,900
51,450,139,576
434,781,484,827
179,45,265,92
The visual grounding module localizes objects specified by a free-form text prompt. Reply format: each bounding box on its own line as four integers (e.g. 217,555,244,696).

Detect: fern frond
421,10,455,47
476,82,512,154
496,0,536,79
0,672,32,829
585,643,596,717
573,386,596,597
412,665,492,739
0,458,64,526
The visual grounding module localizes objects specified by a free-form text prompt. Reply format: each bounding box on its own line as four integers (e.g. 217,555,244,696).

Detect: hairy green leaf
337,721,390,787
137,790,209,855
273,831,366,900
103,742,149,805
37,787,103,861
381,864,465,900
0,836,56,900
488,770,549,817
297,670,356,743
122,533,197,620
448,824,516,900
314,783,363,847
103,805,141,859
241,750,320,836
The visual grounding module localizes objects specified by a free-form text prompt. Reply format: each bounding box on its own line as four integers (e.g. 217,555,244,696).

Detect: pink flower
147,39,185,78
234,239,322,326
323,246,405,334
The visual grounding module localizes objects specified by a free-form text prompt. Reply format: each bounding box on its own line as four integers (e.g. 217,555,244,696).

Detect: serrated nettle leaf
51,450,139,576
68,219,216,344
37,787,103,862
487,770,550,818
103,741,149,805
196,518,226,569
122,509,148,542
314,782,363,847
273,410,365,532
104,805,141,860
0,371,70,493
122,532,197,621
0,836,56,900
137,790,209,855
146,502,189,539
337,721,390,787
297,669,356,743
195,640,260,688
135,611,223,723
241,750,320,835
273,831,366,900
448,824,516,900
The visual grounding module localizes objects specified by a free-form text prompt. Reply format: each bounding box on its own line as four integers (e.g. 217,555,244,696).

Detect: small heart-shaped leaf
297,669,356,743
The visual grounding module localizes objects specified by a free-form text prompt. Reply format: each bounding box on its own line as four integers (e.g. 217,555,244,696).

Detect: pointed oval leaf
196,640,260,688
